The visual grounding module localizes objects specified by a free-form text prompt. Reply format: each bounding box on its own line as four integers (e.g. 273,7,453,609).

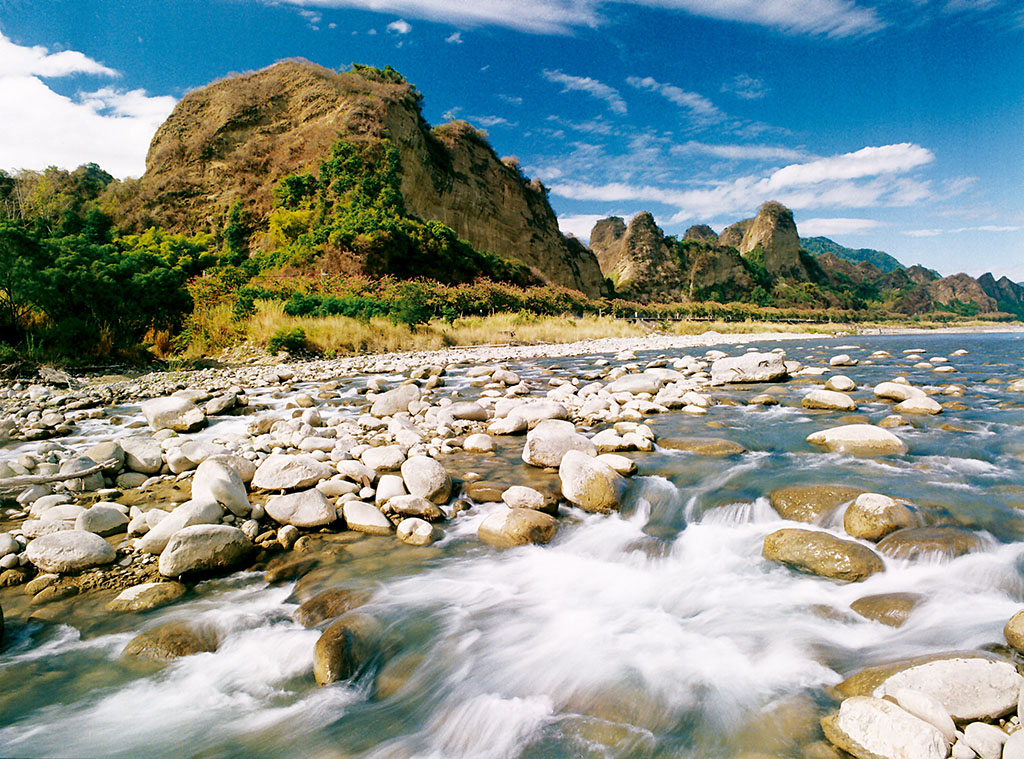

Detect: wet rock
843,493,918,541
838,653,1022,723
806,424,907,456
137,500,224,554
295,588,370,628
711,352,788,383
342,502,393,535
369,384,420,417
25,530,117,573
75,503,129,537
120,437,163,474
659,437,746,456
748,393,779,406
891,688,956,743
106,581,187,612
266,489,336,528
141,396,206,433
522,419,597,468
825,376,856,392
559,450,626,513
478,507,557,548
384,494,444,522
265,555,320,583
463,433,494,453
769,484,865,523
123,621,218,661
464,481,508,503
878,414,910,428
158,524,254,577
874,381,927,402
313,613,382,685
191,459,250,517
252,454,333,491
396,517,437,546
763,528,884,583
501,485,554,513
277,525,299,550
876,526,984,561
802,389,857,412
820,696,947,759
894,396,943,415
850,592,923,627
400,456,451,504
1003,609,1024,652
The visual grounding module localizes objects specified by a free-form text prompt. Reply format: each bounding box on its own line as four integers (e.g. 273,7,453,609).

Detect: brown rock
763,528,885,583
875,525,984,561
264,555,321,584
313,613,381,686
849,592,923,627
769,484,865,523
122,621,219,661
1003,609,1024,652
659,437,747,456
294,588,371,628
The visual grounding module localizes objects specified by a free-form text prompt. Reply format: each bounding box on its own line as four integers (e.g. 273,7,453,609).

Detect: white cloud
445,31,463,43
671,140,810,162
722,73,768,100
905,225,1021,237
498,94,523,106
549,143,938,223
542,69,626,114
799,217,884,235
470,114,516,128
387,18,412,33
266,0,885,37
298,9,323,28
558,213,606,242
627,76,724,124
0,32,176,178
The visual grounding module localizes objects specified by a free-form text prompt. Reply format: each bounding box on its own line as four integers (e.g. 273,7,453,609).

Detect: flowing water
2,331,1024,758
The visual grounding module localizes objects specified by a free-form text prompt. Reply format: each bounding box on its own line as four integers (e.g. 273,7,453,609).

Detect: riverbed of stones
1,337,1024,759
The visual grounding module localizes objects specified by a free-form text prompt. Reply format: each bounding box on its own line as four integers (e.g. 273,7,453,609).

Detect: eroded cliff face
739,201,808,280
134,60,603,296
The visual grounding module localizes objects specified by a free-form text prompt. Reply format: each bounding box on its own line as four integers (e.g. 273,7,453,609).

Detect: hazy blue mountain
800,236,904,273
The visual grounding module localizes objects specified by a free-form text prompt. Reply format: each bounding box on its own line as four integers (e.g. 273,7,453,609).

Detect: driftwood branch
0,458,121,497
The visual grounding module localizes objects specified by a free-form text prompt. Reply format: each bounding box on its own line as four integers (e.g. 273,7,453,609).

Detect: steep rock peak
684,224,718,242
739,201,805,279
718,219,751,249
590,217,627,250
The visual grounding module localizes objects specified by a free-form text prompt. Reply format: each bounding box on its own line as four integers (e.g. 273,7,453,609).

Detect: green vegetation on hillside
801,236,904,273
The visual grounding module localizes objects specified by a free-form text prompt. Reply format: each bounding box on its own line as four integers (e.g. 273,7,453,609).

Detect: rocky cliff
133,61,604,296
589,213,687,300
738,201,809,280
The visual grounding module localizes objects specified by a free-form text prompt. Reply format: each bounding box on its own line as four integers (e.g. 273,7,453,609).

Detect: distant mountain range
800,236,905,273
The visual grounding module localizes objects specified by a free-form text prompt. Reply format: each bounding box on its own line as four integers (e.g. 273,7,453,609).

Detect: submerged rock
850,592,923,627
313,613,382,685
843,493,918,541
107,581,187,612
295,588,371,628
806,424,907,456
478,507,557,548
659,437,746,456
123,621,219,661
763,528,884,583
876,525,984,561
769,484,865,523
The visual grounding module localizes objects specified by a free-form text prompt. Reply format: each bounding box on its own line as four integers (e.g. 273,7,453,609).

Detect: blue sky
1,0,1021,279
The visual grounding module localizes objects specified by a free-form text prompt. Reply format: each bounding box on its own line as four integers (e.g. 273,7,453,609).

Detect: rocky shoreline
1,330,1024,758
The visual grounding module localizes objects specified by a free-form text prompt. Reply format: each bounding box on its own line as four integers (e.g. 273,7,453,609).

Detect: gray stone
962,722,1007,759
252,454,333,490
522,419,597,468
342,501,392,535
120,437,163,474
711,352,788,383
820,696,947,759
75,504,129,536
265,489,336,528
396,518,437,546
806,424,907,456
158,524,253,577
802,389,858,412
192,459,250,516
137,500,224,554
400,456,451,504
447,401,489,421
370,384,420,417
141,396,206,433
361,445,407,473
25,530,117,573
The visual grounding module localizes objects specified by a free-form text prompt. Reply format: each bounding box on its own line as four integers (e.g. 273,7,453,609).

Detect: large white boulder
874,381,927,402
522,419,597,468
137,500,224,555
806,424,907,456
370,384,420,417
802,389,858,412
141,396,206,433
75,503,129,537
265,489,337,528
251,454,333,490
342,501,393,535
821,697,947,759
894,396,943,415
158,524,252,577
26,530,117,573
191,459,250,517
559,450,625,513
400,456,451,504
120,436,163,474
711,352,788,383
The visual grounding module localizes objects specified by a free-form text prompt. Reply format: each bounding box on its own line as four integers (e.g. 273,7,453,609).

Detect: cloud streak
627,76,724,124
542,69,626,114
268,0,885,37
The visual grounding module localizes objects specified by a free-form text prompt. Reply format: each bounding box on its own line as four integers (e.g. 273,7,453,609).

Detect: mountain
978,273,1024,318
131,60,604,296
801,236,904,273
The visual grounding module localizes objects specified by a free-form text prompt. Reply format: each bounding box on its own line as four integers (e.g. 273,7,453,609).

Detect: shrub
267,326,307,355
